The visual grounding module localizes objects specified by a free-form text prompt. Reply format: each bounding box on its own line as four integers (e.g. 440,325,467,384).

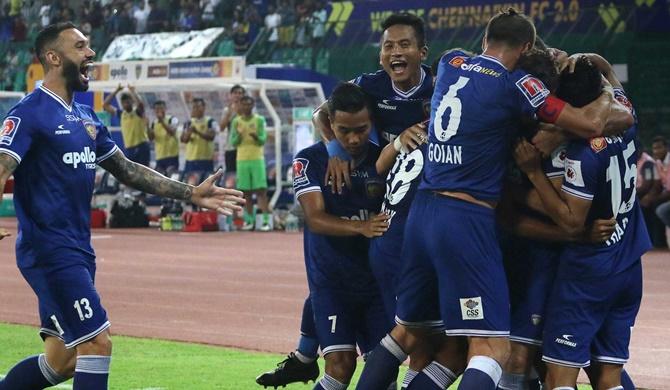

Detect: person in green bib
103,83,150,166
148,100,180,176
181,97,219,185
231,95,271,231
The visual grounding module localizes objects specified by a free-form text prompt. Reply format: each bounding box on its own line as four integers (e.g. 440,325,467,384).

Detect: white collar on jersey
479,54,508,70
391,66,426,99
39,85,73,112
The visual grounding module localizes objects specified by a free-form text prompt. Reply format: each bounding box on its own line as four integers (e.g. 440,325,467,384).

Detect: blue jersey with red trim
560,89,651,277
293,142,385,293
421,50,550,201
0,86,118,266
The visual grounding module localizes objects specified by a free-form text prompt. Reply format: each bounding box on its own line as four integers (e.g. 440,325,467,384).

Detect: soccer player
513,55,651,390
292,82,390,390
220,84,246,176
0,22,244,390
148,100,179,176
357,9,626,390
230,95,271,231
257,13,435,388
181,97,219,185
103,83,150,166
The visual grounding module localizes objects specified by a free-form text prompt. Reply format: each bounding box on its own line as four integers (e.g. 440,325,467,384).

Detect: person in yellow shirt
231,95,270,231
181,98,219,185
148,100,179,176
103,84,150,166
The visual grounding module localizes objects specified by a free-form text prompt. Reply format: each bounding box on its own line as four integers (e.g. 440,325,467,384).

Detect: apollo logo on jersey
459,297,484,320
62,147,96,169
0,116,20,146
515,75,549,107
293,158,310,187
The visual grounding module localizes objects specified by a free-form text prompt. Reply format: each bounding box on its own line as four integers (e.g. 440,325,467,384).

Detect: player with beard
0,22,244,390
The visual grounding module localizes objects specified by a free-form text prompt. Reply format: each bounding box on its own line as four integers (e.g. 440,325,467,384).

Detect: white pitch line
91,234,113,240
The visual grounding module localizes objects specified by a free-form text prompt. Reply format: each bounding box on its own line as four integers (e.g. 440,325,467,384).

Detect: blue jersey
421,50,550,201
560,92,651,278
0,86,118,266
353,64,433,143
293,142,385,294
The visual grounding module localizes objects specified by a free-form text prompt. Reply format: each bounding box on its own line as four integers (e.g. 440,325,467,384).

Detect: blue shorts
504,239,561,346
542,260,642,368
155,156,179,175
369,220,405,324
311,290,390,356
19,258,110,349
183,160,214,184
125,142,150,166
396,191,509,336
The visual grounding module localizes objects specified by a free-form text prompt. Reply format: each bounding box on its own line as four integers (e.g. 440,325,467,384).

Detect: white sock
423,361,458,388
467,355,503,385
319,373,348,390
295,350,316,364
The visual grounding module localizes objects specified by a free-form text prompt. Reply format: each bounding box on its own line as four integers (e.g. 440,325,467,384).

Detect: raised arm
312,100,335,142
298,191,389,237
127,85,144,116
102,84,123,115
99,150,244,214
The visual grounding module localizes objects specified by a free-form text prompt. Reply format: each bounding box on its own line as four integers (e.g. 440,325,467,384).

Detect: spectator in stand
294,0,311,47
146,0,169,32
310,0,326,46
88,1,104,30
265,3,280,44
201,0,218,28
277,0,295,46
9,0,22,17
0,4,14,41
638,144,664,247
653,136,670,244
39,1,52,28
232,11,250,53
133,0,150,33
12,14,27,41
148,100,180,176
181,98,219,185
103,84,151,166
178,1,201,31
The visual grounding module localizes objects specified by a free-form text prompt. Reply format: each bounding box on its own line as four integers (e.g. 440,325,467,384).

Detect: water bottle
285,213,299,233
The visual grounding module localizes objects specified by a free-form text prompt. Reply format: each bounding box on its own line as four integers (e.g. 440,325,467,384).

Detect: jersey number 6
434,76,470,142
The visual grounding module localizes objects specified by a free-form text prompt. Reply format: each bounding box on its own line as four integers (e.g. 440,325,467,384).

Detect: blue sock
458,356,502,390
297,335,320,361
357,334,407,390
407,361,457,389
298,297,319,359
621,369,635,390
73,355,111,390
527,378,541,390
0,354,66,390
313,373,348,390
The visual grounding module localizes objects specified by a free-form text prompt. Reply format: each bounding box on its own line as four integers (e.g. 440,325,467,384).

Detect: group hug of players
256,9,650,390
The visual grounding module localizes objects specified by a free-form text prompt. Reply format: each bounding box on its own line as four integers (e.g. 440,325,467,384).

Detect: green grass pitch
0,323,593,389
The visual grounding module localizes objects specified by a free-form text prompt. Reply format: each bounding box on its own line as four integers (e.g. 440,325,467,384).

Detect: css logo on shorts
63,147,97,169
460,297,484,320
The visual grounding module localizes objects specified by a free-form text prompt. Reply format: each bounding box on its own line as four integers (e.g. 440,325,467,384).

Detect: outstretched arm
0,153,18,239
99,150,244,214
102,84,123,116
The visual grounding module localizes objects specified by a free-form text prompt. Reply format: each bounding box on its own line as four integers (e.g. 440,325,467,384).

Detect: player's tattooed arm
100,150,193,200
100,151,244,214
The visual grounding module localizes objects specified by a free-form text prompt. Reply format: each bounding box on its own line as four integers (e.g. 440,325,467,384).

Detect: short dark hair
120,93,132,101
240,95,254,104
35,22,77,67
555,56,602,108
517,48,559,92
485,8,536,48
153,100,166,107
327,82,372,117
192,97,205,105
381,13,426,48
230,84,245,94
652,136,667,146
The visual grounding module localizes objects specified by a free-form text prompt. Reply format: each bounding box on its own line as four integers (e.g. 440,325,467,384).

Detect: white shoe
241,222,254,231
258,224,271,232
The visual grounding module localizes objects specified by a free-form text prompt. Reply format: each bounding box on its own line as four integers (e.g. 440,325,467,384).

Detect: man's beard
63,57,88,92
